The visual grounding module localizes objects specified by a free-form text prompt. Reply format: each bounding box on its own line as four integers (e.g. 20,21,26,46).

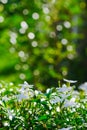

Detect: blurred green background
0,0,87,90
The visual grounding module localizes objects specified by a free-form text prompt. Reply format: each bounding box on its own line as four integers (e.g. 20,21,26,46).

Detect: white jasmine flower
50,96,61,104
59,93,71,101
7,109,15,121
64,98,76,108
28,110,32,114
56,106,60,112
17,91,34,102
51,92,57,96
59,127,72,130
72,90,79,98
17,86,34,101
57,84,72,93
19,81,34,98
63,79,77,83
41,98,46,102
79,82,87,92
0,100,3,105
49,105,52,110
2,95,9,102
35,90,39,96
35,90,41,96
46,88,51,93
0,88,5,93
76,103,80,108
46,111,49,115
20,81,33,90
72,90,79,96
17,93,29,101
3,122,9,126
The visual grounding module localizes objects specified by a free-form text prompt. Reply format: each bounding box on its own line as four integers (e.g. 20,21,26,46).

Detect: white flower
46,111,49,115
7,109,15,121
3,122,9,126
64,98,76,108
0,100,3,105
56,106,60,112
41,98,45,102
72,90,79,96
59,93,71,101
35,90,41,96
63,79,77,83
72,90,79,98
79,82,87,92
17,93,29,101
59,127,72,130
46,88,51,93
49,105,52,110
51,92,57,96
2,95,9,102
20,81,33,90
0,88,5,93
50,96,61,104
57,84,72,93
17,87,34,101
19,81,34,99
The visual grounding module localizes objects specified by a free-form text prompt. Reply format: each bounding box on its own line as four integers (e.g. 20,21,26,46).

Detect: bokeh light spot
28,32,35,39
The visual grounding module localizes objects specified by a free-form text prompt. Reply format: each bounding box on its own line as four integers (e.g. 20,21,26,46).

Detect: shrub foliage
0,80,87,130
